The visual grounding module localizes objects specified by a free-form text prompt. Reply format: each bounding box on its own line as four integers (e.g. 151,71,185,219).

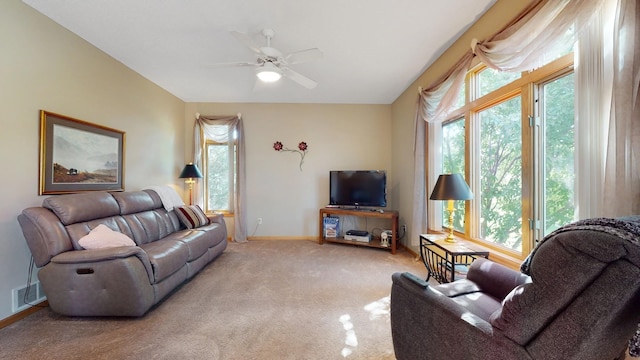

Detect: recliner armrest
392,272,493,332
51,246,154,283
390,272,531,360
467,258,530,301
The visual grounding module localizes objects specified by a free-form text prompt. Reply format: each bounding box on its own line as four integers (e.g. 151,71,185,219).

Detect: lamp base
445,231,457,243
186,180,195,206
445,207,457,242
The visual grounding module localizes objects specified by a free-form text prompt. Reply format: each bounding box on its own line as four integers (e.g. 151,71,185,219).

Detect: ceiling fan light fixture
256,63,282,83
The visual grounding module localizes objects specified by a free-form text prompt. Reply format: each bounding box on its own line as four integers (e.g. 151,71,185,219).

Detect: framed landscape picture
39,110,125,195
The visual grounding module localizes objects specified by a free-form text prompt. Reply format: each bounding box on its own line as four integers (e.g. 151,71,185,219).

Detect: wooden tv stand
318,207,399,254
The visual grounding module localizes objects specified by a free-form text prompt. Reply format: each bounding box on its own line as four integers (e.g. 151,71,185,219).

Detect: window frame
533,67,576,243
429,53,575,263
203,137,237,216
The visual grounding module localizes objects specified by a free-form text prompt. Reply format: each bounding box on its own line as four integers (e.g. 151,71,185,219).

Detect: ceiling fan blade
208,61,257,68
284,48,323,65
281,67,318,89
230,31,262,54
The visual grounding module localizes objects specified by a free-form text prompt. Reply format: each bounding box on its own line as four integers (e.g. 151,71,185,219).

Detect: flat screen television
329,170,387,208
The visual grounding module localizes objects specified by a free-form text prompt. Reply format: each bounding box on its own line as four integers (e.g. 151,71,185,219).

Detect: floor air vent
12,282,46,312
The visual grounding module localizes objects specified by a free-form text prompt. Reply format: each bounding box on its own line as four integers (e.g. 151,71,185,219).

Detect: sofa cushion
165,230,214,261
139,239,190,282
434,279,481,297
175,205,209,229
78,224,136,250
452,293,502,322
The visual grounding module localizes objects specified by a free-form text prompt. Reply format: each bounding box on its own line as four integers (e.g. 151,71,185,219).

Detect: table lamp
429,174,473,242
179,163,203,205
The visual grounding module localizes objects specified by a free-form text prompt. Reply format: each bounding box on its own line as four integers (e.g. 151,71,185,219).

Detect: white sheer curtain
473,0,607,71
574,1,615,219
194,113,248,242
410,99,427,246
413,0,614,240
417,53,473,124
411,54,472,244
603,0,640,217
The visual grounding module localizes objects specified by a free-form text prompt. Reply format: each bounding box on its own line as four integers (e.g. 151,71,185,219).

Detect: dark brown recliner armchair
391,217,640,360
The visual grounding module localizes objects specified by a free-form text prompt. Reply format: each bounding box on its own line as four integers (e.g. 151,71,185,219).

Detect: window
537,72,575,239
478,68,520,98
432,53,576,259
478,96,523,250
204,135,236,214
442,118,465,231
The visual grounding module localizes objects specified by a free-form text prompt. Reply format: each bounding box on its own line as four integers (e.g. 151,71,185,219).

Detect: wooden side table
419,234,489,283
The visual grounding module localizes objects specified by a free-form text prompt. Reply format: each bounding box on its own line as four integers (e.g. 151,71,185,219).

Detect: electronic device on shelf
345,230,370,242
346,230,369,236
329,170,387,208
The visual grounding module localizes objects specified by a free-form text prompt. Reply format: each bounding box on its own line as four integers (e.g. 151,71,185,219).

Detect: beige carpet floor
0,240,428,360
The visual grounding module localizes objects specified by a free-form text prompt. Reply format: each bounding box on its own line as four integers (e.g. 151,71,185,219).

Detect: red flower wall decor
273,141,308,171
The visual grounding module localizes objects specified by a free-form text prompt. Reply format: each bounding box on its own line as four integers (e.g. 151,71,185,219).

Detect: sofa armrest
466,258,531,301
208,213,224,225
18,207,74,267
390,272,530,360
51,246,153,283
40,247,156,316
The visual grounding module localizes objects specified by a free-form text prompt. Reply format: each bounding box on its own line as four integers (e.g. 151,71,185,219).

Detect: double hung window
204,132,237,214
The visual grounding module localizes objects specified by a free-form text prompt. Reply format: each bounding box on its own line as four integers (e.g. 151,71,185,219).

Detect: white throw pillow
78,224,136,250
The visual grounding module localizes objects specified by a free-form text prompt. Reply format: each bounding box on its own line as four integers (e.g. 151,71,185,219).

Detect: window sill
427,230,524,271
206,212,234,217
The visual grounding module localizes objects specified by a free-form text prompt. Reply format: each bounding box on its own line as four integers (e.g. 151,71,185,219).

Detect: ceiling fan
213,28,323,89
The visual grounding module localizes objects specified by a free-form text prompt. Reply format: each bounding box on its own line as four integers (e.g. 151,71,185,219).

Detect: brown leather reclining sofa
18,189,227,317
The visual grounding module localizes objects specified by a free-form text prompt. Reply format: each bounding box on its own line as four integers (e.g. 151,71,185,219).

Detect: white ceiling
22,0,495,104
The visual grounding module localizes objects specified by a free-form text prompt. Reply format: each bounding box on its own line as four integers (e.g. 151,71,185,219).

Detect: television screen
329,170,387,208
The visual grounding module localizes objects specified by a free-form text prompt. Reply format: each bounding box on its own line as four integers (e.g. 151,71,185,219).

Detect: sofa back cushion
111,190,162,215
43,192,120,225
490,229,633,345
123,210,178,244
66,216,132,250
111,190,180,244
526,259,640,359
77,224,136,249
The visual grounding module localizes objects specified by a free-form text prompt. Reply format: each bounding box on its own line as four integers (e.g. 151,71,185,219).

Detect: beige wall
0,1,185,321
185,102,393,238
390,0,536,252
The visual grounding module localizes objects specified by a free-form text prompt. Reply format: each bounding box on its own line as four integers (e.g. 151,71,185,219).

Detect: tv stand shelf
318,207,399,254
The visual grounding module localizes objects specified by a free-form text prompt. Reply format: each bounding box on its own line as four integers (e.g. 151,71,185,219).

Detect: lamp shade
179,163,203,179
429,174,473,200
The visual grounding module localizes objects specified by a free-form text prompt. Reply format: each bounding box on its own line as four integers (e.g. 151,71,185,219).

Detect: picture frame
39,110,125,195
